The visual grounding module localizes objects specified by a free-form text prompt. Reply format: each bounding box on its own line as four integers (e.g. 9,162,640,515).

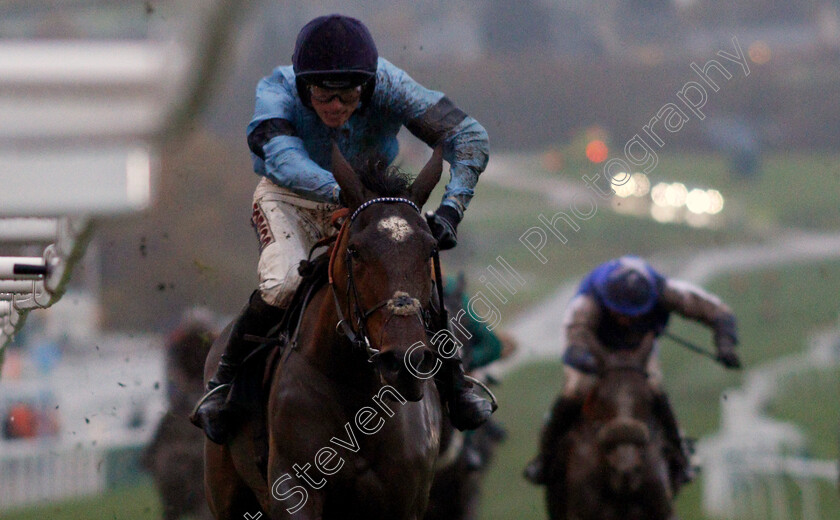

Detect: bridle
328,197,445,361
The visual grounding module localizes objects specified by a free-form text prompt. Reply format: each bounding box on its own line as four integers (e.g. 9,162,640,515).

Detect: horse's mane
357,156,412,198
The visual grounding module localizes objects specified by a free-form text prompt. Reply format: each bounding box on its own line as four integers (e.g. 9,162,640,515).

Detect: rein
328,197,443,361
598,363,650,379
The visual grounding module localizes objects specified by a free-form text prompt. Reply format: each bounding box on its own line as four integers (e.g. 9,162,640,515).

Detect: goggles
309,84,362,105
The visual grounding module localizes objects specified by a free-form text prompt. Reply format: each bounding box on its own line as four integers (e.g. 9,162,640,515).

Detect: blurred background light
585,139,609,163
650,203,678,223
651,182,670,207
748,40,772,65
612,172,635,197
631,172,650,197
707,189,725,214
664,182,688,207
685,188,711,214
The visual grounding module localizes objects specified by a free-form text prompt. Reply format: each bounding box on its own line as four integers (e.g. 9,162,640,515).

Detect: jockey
443,273,515,470
524,255,741,485
442,273,507,372
191,14,492,444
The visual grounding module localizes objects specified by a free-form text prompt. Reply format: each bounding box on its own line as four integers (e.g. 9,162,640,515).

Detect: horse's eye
348,246,361,259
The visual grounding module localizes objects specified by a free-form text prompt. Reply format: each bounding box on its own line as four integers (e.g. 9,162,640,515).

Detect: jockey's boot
190,290,284,444
436,357,495,431
523,395,583,485
653,390,696,486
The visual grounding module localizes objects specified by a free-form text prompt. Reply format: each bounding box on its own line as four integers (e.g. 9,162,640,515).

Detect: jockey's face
309,85,361,128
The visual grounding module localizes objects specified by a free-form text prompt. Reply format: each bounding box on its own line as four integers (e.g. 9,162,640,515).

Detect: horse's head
587,332,656,409
596,417,649,495
329,143,443,401
587,333,657,495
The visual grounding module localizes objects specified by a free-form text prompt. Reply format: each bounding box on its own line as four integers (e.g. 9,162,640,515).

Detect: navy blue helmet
593,256,659,317
292,14,378,107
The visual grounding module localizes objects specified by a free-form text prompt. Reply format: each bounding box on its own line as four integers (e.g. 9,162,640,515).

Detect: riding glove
716,342,741,369
426,205,461,250
561,343,599,375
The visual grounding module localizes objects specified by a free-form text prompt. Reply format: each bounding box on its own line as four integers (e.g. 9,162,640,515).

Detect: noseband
329,197,442,360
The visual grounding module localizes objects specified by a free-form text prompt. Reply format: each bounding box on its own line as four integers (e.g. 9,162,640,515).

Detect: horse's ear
409,145,443,206
331,141,364,209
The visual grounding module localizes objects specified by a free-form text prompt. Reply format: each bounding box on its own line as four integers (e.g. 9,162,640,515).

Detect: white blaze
378,216,413,242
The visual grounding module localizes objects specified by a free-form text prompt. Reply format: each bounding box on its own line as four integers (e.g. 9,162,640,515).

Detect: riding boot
435,356,495,431
523,395,583,485
189,290,284,444
652,390,695,486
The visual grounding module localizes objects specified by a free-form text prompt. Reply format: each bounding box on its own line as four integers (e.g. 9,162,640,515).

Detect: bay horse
142,311,217,520
203,145,445,519
547,335,677,520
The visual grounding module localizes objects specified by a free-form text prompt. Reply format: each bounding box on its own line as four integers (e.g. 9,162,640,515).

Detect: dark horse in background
424,273,512,520
142,311,217,520
547,334,676,520
203,145,445,519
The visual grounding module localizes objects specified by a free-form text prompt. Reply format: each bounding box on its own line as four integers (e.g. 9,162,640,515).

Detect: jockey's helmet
594,256,658,317
293,14,378,107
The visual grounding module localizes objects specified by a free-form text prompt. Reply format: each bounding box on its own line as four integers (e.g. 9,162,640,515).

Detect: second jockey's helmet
292,14,378,107
594,256,659,317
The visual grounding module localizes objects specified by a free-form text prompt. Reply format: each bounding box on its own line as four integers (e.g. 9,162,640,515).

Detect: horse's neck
296,286,379,390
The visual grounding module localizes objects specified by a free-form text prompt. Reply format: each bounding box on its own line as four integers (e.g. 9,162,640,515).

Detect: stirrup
464,374,499,412
189,383,231,423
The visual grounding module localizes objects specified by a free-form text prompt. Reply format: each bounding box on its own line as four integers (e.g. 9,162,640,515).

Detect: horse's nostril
376,351,401,374
421,350,438,373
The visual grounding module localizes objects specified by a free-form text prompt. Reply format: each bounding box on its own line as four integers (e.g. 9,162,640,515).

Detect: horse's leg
264,477,323,520
205,439,262,519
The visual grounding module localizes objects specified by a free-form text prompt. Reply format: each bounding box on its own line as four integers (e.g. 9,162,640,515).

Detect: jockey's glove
561,343,599,375
426,205,461,250
716,342,741,369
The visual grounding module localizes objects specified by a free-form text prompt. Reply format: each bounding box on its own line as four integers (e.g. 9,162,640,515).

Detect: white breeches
251,178,339,308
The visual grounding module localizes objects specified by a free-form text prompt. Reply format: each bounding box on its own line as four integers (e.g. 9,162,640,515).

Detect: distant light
664,182,687,207
706,189,724,214
685,212,712,228
586,140,609,164
651,182,670,207
612,173,635,197
650,204,677,223
685,188,710,214
631,173,650,197
748,41,771,65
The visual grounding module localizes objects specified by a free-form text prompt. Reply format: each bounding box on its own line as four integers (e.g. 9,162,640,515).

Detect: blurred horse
546,335,676,520
142,310,218,520
204,145,445,519
424,272,513,520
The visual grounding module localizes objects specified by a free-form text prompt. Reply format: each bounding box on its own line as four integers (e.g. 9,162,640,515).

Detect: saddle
227,248,332,478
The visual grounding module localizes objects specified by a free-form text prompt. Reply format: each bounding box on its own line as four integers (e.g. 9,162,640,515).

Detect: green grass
608,151,840,232
439,168,752,320
2,481,161,520
769,367,840,459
